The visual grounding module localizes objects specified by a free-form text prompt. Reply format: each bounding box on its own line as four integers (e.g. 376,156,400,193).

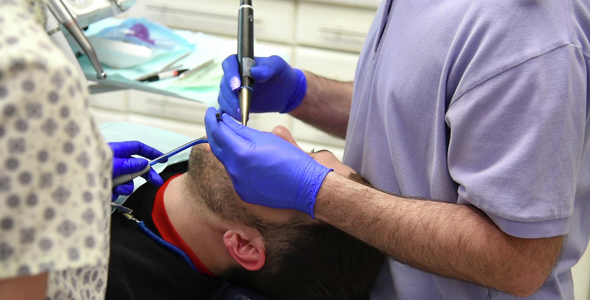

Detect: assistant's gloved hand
217,55,307,121
204,107,332,218
109,141,166,201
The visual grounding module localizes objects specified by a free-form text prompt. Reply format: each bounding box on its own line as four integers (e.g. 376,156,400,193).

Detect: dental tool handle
148,138,209,166
238,0,255,126
66,21,107,80
45,11,85,78
112,165,151,187
47,0,107,80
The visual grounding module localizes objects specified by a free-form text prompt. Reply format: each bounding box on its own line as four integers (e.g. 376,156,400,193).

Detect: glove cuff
282,68,307,113
303,165,333,219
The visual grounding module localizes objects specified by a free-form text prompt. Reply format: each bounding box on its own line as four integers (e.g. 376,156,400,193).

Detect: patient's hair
187,146,384,300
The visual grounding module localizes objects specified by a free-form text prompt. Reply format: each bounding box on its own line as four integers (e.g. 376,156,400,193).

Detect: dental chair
221,285,275,300
221,284,372,300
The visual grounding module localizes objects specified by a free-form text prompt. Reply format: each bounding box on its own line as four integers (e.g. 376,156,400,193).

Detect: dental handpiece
238,0,255,126
47,0,107,80
111,138,209,187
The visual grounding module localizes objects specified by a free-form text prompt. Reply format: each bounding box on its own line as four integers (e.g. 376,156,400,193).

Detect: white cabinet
98,0,377,157
89,106,128,124
127,113,207,138
88,90,129,123
138,0,295,44
296,1,375,53
293,46,359,81
573,246,590,300
302,0,381,9
88,89,128,111
127,90,209,124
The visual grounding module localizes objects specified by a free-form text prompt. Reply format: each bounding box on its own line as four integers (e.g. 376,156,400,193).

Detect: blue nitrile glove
109,141,167,200
217,55,307,121
204,107,332,218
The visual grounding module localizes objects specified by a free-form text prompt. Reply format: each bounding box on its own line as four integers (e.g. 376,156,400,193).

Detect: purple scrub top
344,0,590,299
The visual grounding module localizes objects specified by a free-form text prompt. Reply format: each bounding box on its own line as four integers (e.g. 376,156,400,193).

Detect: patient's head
185,126,384,300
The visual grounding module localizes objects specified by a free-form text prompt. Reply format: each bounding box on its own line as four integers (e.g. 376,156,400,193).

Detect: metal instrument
46,0,137,79
237,0,255,126
112,138,209,187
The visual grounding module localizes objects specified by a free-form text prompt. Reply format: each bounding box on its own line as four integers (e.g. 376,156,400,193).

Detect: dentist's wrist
281,68,307,113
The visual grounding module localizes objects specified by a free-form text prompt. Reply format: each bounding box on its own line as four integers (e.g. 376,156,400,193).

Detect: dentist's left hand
109,141,166,200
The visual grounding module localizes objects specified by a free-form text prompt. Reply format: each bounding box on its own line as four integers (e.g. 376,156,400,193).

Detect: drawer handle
319,27,366,37
146,98,206,111
145,5,263,24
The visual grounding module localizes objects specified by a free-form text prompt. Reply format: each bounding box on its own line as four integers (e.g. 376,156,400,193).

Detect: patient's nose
271,126,302,150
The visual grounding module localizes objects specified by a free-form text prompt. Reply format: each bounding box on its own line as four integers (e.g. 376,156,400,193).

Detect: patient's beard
186,146,264,228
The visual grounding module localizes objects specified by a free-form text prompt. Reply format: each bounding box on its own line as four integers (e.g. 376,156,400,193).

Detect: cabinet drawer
301,0,381,9
128,90,209,124
142,0,295,44
296,2,375,52
128,113,207,138
90,107,128,124
294,46,359,81
88,90,128,111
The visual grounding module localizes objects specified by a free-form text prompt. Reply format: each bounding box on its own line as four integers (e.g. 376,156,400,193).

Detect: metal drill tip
239,88,251,126
97,72,107,80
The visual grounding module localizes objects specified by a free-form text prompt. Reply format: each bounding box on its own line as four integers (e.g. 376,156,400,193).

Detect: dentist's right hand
205,107,332,218
217,55,307,121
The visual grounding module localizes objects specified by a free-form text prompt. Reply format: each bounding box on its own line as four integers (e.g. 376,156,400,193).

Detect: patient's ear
223,230,266,271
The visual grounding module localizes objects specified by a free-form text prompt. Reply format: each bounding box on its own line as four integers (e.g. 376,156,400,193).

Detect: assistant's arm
315,172,563,297
0,273,49,300
289,71,353,139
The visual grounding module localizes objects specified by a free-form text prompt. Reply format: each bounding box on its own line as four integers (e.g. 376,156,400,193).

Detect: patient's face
188,126,353,225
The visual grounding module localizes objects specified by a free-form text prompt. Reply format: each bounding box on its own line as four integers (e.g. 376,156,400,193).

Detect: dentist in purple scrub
205,0,590,299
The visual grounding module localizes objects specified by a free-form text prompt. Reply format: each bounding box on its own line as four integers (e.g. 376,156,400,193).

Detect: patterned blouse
0,0,113,299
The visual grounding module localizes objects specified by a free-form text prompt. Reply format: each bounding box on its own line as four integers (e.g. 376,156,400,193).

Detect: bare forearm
289,71,353,139
0,272,48,300
315,172,563,297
